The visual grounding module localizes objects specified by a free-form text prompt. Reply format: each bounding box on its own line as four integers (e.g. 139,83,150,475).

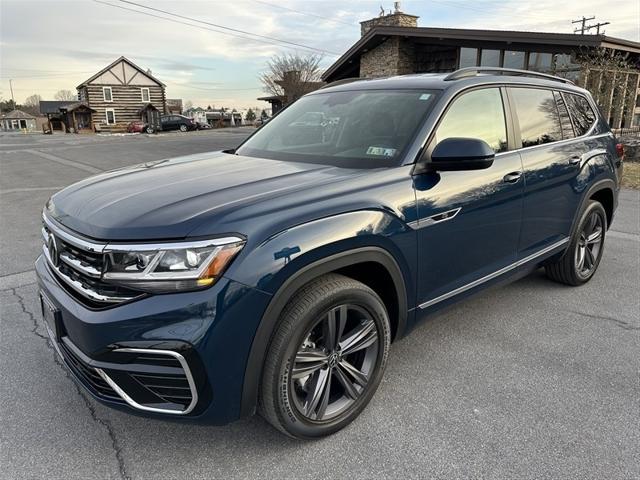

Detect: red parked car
126,121,146,133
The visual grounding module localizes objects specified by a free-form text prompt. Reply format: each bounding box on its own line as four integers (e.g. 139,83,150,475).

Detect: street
1,130,639,479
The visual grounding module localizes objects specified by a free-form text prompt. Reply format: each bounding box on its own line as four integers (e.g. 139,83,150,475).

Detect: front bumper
35,255,272,424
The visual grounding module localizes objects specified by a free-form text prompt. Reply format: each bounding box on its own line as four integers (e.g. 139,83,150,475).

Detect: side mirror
423,137,495,172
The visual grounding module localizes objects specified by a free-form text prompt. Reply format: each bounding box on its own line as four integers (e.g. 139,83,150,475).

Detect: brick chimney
360,3,419,36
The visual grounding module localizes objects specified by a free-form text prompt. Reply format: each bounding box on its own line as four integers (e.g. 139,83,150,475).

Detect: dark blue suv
37,68,623,438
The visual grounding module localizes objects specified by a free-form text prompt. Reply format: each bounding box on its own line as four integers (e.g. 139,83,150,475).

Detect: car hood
47,152,360,240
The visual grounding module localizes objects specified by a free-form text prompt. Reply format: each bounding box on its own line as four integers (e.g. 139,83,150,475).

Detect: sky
1,0,639,110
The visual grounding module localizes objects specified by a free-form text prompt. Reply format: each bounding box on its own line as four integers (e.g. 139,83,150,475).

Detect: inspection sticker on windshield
366,146,396,157
419,93,433,100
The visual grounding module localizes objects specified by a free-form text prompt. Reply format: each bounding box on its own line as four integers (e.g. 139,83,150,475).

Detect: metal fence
613,126,640,137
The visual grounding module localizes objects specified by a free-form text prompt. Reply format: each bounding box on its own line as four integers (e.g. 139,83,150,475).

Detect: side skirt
417,237,569,310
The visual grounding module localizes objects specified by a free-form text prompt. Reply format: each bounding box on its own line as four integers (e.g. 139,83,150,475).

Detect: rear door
163,116,177,130
507,87,583,257
413,86,525,309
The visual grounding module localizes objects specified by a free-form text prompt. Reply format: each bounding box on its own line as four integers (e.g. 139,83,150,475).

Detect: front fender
224,209,417,299
224,209,418,417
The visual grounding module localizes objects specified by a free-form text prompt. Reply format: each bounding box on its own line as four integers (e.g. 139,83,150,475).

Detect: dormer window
103,87,113,102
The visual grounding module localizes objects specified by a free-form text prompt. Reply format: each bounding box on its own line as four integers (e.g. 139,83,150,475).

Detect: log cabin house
39,101,96,134
77,56,167,133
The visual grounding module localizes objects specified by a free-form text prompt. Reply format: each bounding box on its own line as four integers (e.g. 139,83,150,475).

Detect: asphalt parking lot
1,130,639,479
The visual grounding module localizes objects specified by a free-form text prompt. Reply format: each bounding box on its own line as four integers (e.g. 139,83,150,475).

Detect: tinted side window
554,91,575,139
564,93,596,136
435,88,508,153
510,88,561,147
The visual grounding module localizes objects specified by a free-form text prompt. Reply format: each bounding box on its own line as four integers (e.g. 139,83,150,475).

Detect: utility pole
586,21,610,34
572,16,595,34
9,79,16,107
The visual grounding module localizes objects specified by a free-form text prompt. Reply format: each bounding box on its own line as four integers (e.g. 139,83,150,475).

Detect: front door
414,87,524,310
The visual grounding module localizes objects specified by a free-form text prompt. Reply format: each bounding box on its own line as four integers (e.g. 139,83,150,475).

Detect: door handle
569,155,582,165
503,171,522,183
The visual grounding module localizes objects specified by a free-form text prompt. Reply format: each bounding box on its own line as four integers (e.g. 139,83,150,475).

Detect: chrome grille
42,216,142,307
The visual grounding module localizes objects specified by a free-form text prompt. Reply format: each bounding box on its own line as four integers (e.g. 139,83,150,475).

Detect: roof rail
443,67,575,85
319,77,361,90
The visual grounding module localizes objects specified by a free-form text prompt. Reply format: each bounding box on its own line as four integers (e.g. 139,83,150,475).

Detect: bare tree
259,53,323,105
575,47,637,127
54,89,77,101
23,94,43,115
183,100,193,111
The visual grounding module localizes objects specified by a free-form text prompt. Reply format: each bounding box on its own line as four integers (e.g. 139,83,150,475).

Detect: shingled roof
2,109,36,119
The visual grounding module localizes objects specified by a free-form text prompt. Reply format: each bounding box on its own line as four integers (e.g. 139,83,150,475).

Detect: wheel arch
571,178,616,237
239,246,407,417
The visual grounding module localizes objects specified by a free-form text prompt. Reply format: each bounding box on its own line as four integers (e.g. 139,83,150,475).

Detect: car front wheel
259,273,391,439
179,124,188,132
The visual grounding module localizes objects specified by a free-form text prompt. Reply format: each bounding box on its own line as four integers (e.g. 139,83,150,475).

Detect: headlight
102,237,244,293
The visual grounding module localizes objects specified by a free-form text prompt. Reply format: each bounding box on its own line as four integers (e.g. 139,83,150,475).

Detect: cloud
1,0,637,108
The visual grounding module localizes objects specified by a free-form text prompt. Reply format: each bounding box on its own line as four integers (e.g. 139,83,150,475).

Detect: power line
252,0,355,26
93,1,334,56
110,0,339,55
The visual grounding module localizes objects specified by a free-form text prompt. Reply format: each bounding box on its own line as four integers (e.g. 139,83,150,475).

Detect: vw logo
328,352,339,368
48,234,59,266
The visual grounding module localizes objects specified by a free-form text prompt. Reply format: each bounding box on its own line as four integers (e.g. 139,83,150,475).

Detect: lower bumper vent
95,348,198,415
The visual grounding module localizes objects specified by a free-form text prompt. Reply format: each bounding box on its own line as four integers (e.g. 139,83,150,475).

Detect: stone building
323,8,640,128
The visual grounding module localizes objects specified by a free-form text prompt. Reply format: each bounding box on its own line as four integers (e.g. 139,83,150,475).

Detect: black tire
179,124,188,132
259,273,391,439
145,126,154,134
545,200,607,286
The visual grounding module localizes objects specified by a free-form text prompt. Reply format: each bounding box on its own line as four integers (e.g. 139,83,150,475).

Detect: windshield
236,89,440,168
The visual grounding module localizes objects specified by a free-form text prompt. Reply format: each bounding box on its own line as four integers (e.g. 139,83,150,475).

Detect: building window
105,108,116,124
459,47,478,68
141,88,150,103
528,52,553,72
503,51,525,69
480,49,500,67
554,53,578,71
103,86,113,102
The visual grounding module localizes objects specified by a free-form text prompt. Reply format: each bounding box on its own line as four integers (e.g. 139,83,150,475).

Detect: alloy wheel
290,304,380,422
575,211,603,278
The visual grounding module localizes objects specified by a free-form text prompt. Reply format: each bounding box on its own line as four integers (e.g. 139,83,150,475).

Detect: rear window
510,88,562,147
554,91,575,139
564,93,596,136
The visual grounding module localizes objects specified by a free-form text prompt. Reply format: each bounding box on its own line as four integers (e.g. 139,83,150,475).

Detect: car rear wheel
545,200,607,286
179,124,188,132
145,126,154,134
259,273,391,439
